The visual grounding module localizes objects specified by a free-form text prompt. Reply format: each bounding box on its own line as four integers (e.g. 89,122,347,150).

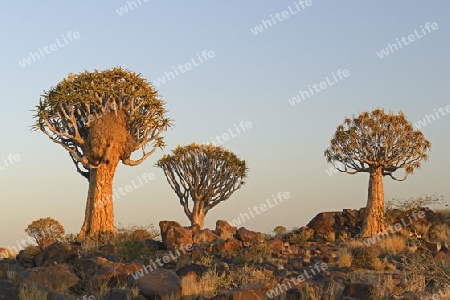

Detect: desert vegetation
2,196,450,299
0,68,447,300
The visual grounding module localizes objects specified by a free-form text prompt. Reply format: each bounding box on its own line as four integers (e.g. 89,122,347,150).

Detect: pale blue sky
0,1,449,247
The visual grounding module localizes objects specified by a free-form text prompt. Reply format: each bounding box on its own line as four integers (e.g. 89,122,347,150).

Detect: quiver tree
33,67,171,239
156,143,248,229
25,217,65,248
324,109,431,237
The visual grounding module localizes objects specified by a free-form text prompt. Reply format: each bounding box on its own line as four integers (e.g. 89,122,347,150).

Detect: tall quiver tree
33,67,171,239
324,109,431,237
156,143,248,229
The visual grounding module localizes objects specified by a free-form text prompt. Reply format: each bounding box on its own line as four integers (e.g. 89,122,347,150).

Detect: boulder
159,221,193,250
94,266,127,287
72,257,102,278
0,262,7,279
105,288,134,300
217,283,267,300
119,258,149,276
286,288,302,300
16,250,36,269
144,239,167,251
269,236,284,256
307,212,337,235
340,283,375,299
130,268,181,299
193,228,219,245
216,220,237,240
216,239,242,253
191,244,207,262
0,279,19,299
176,263,208,278
16,264,79,291
236,228,265,244
35,242,79,267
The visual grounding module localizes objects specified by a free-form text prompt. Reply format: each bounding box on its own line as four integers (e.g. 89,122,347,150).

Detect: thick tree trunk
190,202,205,229
78,160,119,239
361,167,386,237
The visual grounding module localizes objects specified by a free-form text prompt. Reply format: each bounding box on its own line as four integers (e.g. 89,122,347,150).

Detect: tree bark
78,160,119,239
190,202,205,229
361,166,386,237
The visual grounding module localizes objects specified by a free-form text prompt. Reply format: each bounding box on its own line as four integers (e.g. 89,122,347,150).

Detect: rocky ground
1,206,450,300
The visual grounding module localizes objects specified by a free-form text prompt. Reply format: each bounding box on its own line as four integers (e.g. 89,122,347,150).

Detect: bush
114,223,159,244
60,233,78,245
248,242,270,262
23,245,40,259
113,223,159,262
232,254,247,266
286,228,312,245
116,239,157,263
24,217,65,247
386,194,444,215
351,246,376,269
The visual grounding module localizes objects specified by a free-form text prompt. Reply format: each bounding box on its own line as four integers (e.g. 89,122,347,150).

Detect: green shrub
116,239,157,262
287,229,312,245
232,253,247,266
23,245,40,259
114,223,159,244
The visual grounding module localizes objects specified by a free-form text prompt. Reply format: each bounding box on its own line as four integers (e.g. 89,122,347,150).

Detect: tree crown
156,143,248,213
33,67,172,176
324,108,431,180
25,217,65,247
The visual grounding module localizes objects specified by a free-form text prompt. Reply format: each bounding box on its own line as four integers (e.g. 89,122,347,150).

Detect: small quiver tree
156,143,248,229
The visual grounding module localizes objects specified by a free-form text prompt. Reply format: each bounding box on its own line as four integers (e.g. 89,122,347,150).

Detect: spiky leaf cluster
33,67,171,177
324,109,431,180
156,143,248,216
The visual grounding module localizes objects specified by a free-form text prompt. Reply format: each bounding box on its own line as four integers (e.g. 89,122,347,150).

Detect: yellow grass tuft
19,284,48,300
338,248,353,267
379,235,406,255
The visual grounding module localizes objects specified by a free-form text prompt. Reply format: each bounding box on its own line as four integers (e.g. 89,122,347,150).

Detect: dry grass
189,264,276,298
432,223,450,244
234,264,275,286
338,248,353,267
372,257,395,271
411,223,430,238
349,271,426,295
319,279,346,300
378,235,406,255
19,284,48,300
345,239,365,248
180,269,218,298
